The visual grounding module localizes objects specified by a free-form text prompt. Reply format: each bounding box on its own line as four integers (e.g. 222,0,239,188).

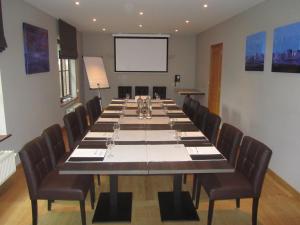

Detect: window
57,43,77,104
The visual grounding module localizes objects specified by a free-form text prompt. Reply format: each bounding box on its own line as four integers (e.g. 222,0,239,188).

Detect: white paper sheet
97,118,119,123
126,103,138,108
109,104,124,107
147,144,191,162
103,110,122,114
104,145,148,162
119,117,145,124
117,130,146,142
167,110,184,114
68,148,107,158
170,118,191,122
151,110,166,115
85,132,113,138
146,130,176,142
186,146,221,155
123,109,137,116
112,99,124,102
163,103,176,106
180,131,205,138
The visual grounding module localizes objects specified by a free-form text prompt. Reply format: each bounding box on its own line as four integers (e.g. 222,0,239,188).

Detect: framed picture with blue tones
23,23,49,74
245,31,266,71
272,22,300,73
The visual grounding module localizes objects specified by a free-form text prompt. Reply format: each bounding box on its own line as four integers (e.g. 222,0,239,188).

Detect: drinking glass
169,119,174,130
175,131,180,144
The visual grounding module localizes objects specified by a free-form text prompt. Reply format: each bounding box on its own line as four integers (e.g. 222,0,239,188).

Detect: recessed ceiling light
139,11,144,15
185,20,190,24
75,1,80,6
93,18,97,22
204,4,208,8
102,28,106,31
175,29,179,32
139,24,143,28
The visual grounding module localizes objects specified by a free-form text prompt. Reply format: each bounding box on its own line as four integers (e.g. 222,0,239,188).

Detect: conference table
59,98,233,223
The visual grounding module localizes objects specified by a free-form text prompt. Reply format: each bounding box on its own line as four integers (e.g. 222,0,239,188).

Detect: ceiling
24,0,265,34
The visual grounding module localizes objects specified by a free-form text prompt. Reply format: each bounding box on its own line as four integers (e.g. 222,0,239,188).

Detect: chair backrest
93,96,102,115
135,86,149,96
153,86,167,99
19,137,53,199
186,99,199,119
182,96,192,115
193,105,208,131
86,98,100,125
63,111,82,150
118,86,132,99
203,112,221,145
217,123,243,166
75,105,89,134
236,136,272,197
42,124,66,167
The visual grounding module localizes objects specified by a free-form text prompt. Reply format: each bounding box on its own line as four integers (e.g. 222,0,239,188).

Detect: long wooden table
59,99,233,223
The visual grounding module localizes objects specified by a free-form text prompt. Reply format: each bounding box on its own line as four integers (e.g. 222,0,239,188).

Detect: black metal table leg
92,175,132,223
158,174,199,221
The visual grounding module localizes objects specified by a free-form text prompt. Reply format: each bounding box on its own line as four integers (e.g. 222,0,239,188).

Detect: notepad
186,146,221,155
103,110,122,114
180,131,205,138
97,118,119,123
85,132,113,139
170,118,191,123
117,130,146,142
146,130,177,142
109,104,124,107
163,103,177,106
167,110,184,114
67,148,107,162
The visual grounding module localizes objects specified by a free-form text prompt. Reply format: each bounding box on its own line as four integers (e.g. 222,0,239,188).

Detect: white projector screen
114,37,168,72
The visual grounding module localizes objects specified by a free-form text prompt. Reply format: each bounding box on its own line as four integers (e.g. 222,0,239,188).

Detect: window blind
0,0,7,52
58,19,77,59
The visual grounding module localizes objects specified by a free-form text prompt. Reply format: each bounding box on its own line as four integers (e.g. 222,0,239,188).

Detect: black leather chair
86,97,101,125
193,123,243,207
63,111,83,151
19,137,95,225
203,112,221,145
135,86,149,96
182,96,192,115
186,99,199,120
153,86,166,99
42,124,70,167
75,105,89,135
93,96,102,115
118,86,132,99
195,136,272,225
193,105,209,131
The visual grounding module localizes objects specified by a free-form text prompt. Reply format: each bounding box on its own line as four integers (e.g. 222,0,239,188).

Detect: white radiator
65,102,82,114
0,150,16,186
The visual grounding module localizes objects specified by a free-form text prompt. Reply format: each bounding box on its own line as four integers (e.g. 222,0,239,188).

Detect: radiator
65,102,82,114
0,150,16,186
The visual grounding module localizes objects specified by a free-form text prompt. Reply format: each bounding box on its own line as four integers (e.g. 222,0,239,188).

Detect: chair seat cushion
201,171,254,200
38,169,91,200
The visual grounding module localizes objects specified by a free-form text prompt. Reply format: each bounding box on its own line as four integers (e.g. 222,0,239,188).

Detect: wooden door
208,43,223,115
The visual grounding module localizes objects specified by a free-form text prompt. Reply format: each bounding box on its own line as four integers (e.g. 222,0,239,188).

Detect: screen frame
114,36,169,73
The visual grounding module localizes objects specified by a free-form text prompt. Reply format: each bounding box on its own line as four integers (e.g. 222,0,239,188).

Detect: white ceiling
24,0,265,34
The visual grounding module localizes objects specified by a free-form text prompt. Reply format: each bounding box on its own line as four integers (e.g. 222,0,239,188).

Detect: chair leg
183,174,187,184
236,198,240,208
47,200,52,211
79,200,86,225
207,200,215,225
192,174,197,200
97,175,101,186
90,177,95,209
252,197,260,225
195,175,202,209
31,200,38,225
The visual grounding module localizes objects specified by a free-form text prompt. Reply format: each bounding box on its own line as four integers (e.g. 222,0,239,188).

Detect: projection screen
114,37,168,72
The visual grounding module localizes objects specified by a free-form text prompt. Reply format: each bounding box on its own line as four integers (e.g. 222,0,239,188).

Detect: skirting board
268,169,300,199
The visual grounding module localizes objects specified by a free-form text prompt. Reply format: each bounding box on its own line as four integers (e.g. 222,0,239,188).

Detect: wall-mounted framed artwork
23,23,49,74
272,21,300,73
245,31,266,71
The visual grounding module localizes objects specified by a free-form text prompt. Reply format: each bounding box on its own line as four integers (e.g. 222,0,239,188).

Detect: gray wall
82,33,197,106
0,0,82,161
196,0,300,191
